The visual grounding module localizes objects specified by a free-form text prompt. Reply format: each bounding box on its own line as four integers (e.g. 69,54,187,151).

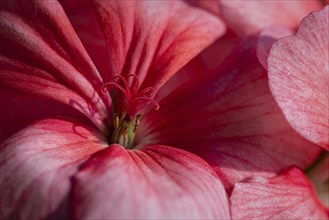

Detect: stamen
102,82,130,99
126,74,140,94
132,97,160,110
113,113,119,129
103,74,160,149
111,75,131,96
139,87,154,97
133,114,142,133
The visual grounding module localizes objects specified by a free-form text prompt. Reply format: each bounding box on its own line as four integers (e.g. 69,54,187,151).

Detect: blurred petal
268,6,329,150
306,152,329,208
71,145,230,219
0,119,106,220
91,0,226,92
219,0,322,36
0,0,110,130
142,38,321,190
257,26,294,69
231,167,328,219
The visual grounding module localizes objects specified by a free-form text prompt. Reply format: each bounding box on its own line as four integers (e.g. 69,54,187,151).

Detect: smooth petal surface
219,0,322,36
141,38,321,191
230,167,328,219
256,26,294,69
91,0,226,92
71,145,230,219
0,119,106,220
0,0,110,130
268,6,329,150
0,91,93,142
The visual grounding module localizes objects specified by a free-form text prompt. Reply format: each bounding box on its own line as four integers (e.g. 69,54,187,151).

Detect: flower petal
60,0,110,82
0,0,110,130
268,6,329,150
0,119,106,220
257,26,294,69
142,38,321,190
91,0,226,92
230,167,328,219
0,91,92,142
218,0,322,36
71,145,230,219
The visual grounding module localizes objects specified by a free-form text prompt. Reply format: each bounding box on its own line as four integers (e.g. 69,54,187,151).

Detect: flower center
102,74,159,148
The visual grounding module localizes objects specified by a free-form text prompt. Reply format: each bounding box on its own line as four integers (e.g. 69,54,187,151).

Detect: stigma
102,74,159,148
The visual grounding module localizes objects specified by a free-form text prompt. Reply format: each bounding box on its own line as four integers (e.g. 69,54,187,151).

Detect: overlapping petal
141,38,321,190
268,6,329,150
90,0,226,92
71,144,230,219
230,167,328,219
218,0,322,36
0,119,106,220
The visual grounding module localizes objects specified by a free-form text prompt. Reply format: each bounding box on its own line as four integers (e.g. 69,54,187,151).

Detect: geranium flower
0,0,325,219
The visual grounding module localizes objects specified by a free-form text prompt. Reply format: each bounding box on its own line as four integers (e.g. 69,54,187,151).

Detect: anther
133,114,142,133
113,113,119,129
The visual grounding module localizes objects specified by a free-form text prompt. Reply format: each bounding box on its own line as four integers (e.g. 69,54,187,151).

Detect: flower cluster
0,0,328,219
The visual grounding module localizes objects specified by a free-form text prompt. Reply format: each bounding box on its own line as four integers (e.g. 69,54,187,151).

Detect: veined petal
0,119,106,220
218,0,323,36
268,6,329,150
71,145,230,219
60,0,111,82
230,167,328,219
91,0,226,93
0,0,110,130
0,57,105,131
141,38,321,191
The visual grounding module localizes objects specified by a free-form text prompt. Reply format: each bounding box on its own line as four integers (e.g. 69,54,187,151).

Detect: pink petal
71,145,230,219
90,0,226,92
218,0,323,36
0,0,110,130
0,119,106,220
230,167,328,219
268,6,329,150
141,38,321,191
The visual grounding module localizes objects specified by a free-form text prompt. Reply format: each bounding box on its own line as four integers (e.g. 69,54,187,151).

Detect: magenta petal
0,119,106,220
268,6,329,150
71,145,230,219
219,0,322,36
231,167,328,219
91,0,226,92
0,0,109,130
143,38,321,190
0,91,92,142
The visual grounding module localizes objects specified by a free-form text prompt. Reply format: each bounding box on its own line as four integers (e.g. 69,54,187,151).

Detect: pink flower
0,0,326,219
